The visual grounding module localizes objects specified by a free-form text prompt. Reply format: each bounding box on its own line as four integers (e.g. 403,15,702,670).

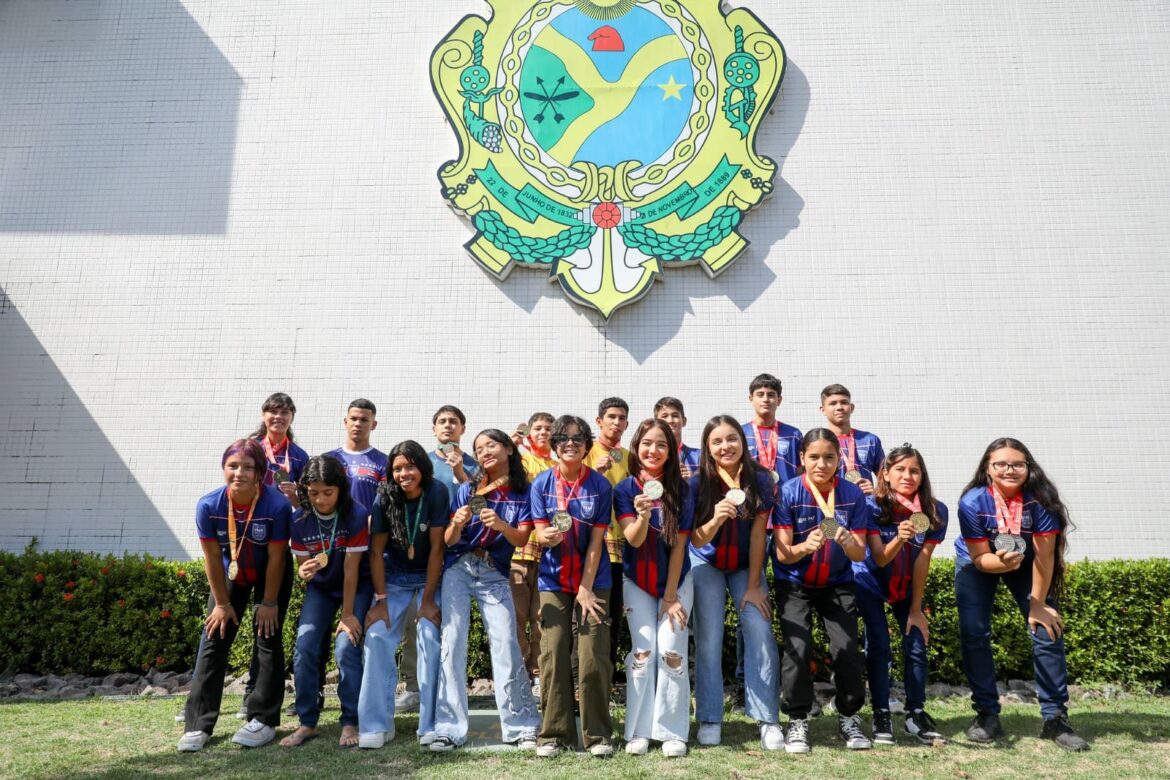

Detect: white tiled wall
2,1,1168,560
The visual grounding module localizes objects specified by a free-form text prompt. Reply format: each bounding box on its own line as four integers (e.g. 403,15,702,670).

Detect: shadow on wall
0,289,177,556
492,62,810,362
0,0,240,234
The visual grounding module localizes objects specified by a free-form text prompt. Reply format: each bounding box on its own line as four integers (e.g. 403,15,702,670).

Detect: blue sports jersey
836,429,885,485
290,501,370,597
447,480,529,578
429,448,479,491
688,469,776,572
771,476,869,588
527,467,613,593
954,487,1060,564
678,445,701,476
195,485,291,587
854,496,947,603
258,437,309,488
614,476,694,598
742,421,803,484
324,447,388,515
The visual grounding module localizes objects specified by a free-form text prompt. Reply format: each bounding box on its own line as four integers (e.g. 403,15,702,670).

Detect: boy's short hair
820,384,852,402
348,398,377,415
432,405,467,426
748,373,783,396
653,396,685,416
597,397,629,417
527,412,555,426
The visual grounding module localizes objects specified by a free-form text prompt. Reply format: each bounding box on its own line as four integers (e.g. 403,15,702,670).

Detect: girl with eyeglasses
955,438,1087,751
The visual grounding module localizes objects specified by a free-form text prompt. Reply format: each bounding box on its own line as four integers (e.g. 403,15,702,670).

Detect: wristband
372,593,387,604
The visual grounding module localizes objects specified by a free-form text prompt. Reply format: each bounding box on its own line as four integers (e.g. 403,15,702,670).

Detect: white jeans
622,575,694,742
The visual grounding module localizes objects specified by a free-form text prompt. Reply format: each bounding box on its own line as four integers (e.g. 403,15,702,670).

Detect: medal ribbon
837,432,857,473
554,466,588,513
226,494,259,576
475,474,511,497
751,422,779,470
405,496,423,549
990,486,1023,534
892,491,922,515
314,510,339,556
262,435,291,476
802,474,836,520
716,463,742,490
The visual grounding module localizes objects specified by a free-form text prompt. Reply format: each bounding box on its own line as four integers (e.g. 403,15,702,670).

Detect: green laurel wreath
618,205,743,262
473,210,597,265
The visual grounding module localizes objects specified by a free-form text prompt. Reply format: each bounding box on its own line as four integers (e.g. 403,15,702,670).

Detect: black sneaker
965,713,1003,743
1040,716,1089,752
872,709,895,745
732,684,746,714
905,709,946,745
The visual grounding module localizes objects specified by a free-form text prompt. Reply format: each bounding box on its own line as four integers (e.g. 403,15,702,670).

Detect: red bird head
588,26,625,52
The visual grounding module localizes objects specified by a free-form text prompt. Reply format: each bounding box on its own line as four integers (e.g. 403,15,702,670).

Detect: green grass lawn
1,694,1168,779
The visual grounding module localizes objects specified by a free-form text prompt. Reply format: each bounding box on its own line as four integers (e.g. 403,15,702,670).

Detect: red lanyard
526,435,551,459
892,491,922,514
991,486,1023,534
263,436,291,474
751,422,779,470
837,432,857,472
555,467,587,512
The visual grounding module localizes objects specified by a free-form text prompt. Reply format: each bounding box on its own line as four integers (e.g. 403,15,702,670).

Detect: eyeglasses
552,434,587,446
990,461,1029,473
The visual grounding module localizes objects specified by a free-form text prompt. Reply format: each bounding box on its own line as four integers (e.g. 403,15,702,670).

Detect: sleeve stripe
1032,530,1061,537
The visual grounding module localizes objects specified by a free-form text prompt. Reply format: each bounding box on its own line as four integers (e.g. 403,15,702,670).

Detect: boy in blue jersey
653,397,701,479
430,405,479,489
820,384,885,496
326,398,389,513
742,374,803,485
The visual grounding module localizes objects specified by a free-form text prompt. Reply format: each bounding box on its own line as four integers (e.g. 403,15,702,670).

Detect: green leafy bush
1,542,1167,688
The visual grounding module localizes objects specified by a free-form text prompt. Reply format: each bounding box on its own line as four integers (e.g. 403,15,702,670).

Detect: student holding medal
819,385,885,495
688,415,784,751
251,392,310,504
653,397,701,478
178,439,291,752
854,445,948,746
771,429,872,753
509,412,557,693
741,374,803,487
613,419,695,758
954,438,1087,751
358,441,448,749
528,415,615,757
429,405,479,488
430,429,540,752
281,456,372,748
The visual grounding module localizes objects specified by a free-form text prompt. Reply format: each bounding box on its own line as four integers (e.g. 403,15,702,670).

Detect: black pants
775,579,865,719
184,577,288,734
244,554,294,698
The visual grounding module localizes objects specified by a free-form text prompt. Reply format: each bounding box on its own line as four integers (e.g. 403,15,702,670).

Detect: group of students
177,374,1089,756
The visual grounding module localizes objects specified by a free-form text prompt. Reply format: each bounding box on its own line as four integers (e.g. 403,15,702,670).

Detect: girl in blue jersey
358,440,448,749
281,455,372,748
430,429,540,752
689,415,784,751
527,415,615,758
853,445,947,746
772,429,871,753
955,438,1087,751
178,439,291,753
614,419,694,758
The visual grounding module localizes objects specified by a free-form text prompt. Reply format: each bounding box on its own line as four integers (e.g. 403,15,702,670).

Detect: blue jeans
357,574,441,737
434,552,540,745
955,561,1069,719
293,584,373,727
854,587,927,712
689,554,779,724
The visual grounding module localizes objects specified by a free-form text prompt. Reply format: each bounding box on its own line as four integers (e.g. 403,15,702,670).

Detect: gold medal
553,511,573,532
910,512,930,534
227,561,239,580
819,516,841,539
408,543,415,560
314,551,329,568
844,469,862,484
610,448,623,462
725,488,747,506
516,423,530,436
468,495,487,515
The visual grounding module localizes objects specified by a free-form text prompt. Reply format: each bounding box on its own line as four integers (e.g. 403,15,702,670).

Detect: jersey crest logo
431,0,785,317
251,523,268,543
578,494,597,518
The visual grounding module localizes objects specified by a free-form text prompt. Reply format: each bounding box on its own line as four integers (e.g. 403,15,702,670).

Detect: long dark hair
695,415,760,526
296,455,354,523
797,428,841,476
376,440,434,548
627,418,683,547
250,392,297,442
472,429,529,494
873,444,941,531
961,437,1073,599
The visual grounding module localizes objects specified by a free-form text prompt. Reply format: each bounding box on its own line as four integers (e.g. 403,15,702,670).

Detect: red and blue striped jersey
835,429,885,485
688,470,776,572
771,476,869,588
324,447,388,515
741,421,803,484
853,497,947,603
258,438,309,487
954,487,1060,564
290,501,370,597
614,476,694,598
447,481,530,578
196,485,291,587
679,445,701,476
526,467,613,594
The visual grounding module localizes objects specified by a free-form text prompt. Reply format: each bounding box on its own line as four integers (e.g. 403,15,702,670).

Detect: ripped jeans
622,576,693,742
433,552,540,745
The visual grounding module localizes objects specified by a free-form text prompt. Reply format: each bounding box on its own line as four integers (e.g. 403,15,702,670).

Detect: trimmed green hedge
2,542,1168,687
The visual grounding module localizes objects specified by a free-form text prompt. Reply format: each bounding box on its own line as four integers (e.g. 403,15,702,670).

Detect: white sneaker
358,726,394,750
429,735,458,752
759,722,785,751
536,742,561,757
590,742,615,757
661,739,687,758
395,689,420,712
177,731,209,752
515,734,538,750
838,714,873,750
785,718,811,754
625,737,649,755
531,676,541,699
418,732,437,747
697,721,721,746
231,718,275,748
